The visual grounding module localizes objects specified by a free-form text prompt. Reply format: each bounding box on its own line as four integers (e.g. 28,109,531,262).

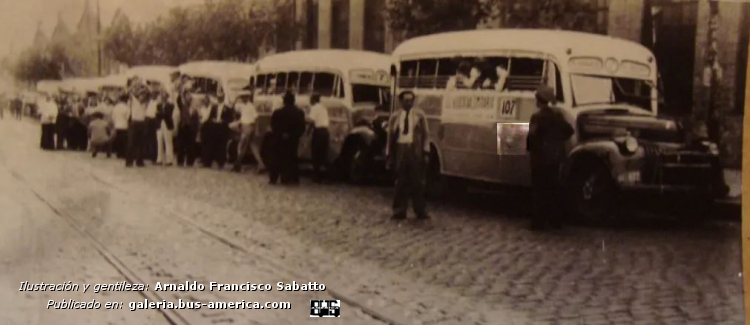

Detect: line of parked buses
32,30,729,221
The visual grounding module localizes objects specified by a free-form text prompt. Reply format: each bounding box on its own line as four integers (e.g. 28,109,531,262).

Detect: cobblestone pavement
3,120,744,324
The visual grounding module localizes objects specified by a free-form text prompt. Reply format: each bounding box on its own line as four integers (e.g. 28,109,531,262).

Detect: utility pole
97,0,102,77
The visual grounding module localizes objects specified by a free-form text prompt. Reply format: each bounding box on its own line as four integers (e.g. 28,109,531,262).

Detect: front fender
562,141,621,182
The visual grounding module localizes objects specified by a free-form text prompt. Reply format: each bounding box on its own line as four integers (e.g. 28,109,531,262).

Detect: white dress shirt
308,103,330,128
237,102,257,125
112,103,130,130
40,100,58,124
146,99,158,118
396,109,416,144
129,97,147,122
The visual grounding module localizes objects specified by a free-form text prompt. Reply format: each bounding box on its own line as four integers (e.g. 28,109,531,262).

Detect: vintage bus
178,61,255,107
125,65,177,98
97,74,128,101
252,50,392,181
390,29,727,220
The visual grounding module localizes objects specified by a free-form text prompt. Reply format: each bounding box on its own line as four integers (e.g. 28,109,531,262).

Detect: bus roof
126,66,177,83
178,61,254,81
393,29,655,67
59,77,102,93
256,49,391,73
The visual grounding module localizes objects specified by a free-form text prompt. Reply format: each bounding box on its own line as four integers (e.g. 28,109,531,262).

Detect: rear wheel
568,160,618,223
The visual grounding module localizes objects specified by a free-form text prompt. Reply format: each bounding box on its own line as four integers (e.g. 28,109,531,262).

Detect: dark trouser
531,164,563,227
67,120,86,151
269,136,300,184
393,144,427,218
91,140,112,157
201,122,229,169
126,121,147,166
176,124,197,166
40,124,55,150
113,129,128,158
144,118,158,162
55,118,68,150
312,128,330,181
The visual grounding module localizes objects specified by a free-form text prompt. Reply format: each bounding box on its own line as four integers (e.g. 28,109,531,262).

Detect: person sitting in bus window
446,61,474,90
495,62,509,92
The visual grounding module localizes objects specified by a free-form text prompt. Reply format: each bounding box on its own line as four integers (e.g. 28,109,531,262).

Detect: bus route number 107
497,99,518,120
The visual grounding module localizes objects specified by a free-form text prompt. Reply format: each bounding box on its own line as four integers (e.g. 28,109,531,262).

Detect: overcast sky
0,0,205,58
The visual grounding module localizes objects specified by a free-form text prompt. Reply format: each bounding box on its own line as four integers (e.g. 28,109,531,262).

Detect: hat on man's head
535,84,556,104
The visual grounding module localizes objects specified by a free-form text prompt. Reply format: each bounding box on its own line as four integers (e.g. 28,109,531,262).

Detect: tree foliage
102,0,301,66
11,44,74,84
386,0,494,39
387,0,603,39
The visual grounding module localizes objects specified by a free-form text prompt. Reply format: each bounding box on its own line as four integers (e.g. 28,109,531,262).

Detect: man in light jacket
39,95,58,150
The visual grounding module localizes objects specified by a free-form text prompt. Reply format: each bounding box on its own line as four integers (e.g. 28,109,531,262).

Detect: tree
103,12,138,66
386,0,603,39
386,0,495,39
503,0,600,33
11,45,71,84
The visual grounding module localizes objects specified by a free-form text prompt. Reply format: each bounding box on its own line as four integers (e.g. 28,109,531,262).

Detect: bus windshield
571,74,655,112
352,84,390,105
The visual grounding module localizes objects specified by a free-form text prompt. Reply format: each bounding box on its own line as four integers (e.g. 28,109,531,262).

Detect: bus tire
567,159,618,224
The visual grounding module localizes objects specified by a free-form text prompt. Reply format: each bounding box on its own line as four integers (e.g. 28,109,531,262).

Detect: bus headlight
614,133,638,155
624,137,638,153
702,141,720,155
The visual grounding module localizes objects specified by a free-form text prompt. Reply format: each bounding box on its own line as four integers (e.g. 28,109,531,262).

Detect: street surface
0,118,744,325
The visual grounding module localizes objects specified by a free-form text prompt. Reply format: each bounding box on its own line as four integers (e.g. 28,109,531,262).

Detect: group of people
34,74,570,231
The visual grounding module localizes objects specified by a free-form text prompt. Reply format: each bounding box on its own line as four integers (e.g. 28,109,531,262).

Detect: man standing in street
232,91,265,173
155,91,177,166
307,93,330,183
200,95,234,169
144,90,160,163
269,91,305,185
388,90,431,221
126,81,149,167
526,84,574,231
39,95,58,150
111,94,130,159
55,97,70,150
176,87,198,167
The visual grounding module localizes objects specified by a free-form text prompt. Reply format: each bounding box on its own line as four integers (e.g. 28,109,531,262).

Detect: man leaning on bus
388,90,431,221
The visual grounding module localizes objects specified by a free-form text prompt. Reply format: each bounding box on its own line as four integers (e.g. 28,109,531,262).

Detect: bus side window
417,59,437,89
206,79,218,96
287,72,300,94
399,60,418,88
507,58,545,91
546,62,565,103
299,72,314,95
274,72,288,95
436,58,456,88
255,74,267,95
267,74,277,95
313,72,335,97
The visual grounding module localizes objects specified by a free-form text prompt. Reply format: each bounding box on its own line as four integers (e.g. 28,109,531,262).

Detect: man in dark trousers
200,95,234,169
269,91,306,185
55,97,70,150
526,84,574,231
388,90,431,221
176,81,199,167
126,82,150,167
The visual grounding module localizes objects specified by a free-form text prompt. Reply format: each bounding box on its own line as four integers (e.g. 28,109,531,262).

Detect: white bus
390,29,726,219
178,61,254,107
252,50,392,181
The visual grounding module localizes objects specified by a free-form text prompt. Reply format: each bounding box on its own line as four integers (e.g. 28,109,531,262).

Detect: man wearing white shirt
39,96,58,150
111,95,130,159
307,93,330,183
232,92,265,173
126,85,149,167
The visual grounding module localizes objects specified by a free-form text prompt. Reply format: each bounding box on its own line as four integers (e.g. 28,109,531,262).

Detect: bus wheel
568,161,617,223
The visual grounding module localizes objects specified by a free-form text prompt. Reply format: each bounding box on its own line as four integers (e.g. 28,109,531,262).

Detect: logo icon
310,300,340,317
